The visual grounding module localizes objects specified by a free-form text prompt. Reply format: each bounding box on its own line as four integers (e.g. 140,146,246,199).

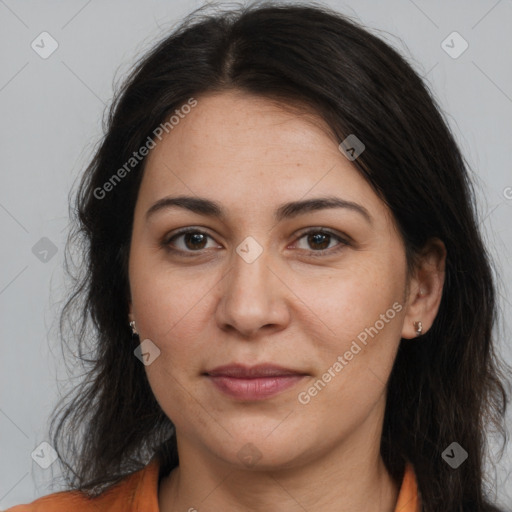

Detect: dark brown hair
50,2,510,510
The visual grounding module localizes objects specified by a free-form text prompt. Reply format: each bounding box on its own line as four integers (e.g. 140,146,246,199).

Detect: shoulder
394,462,420,512
5,457,161,512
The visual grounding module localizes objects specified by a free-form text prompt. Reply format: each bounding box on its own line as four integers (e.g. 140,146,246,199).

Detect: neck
159,406,399,512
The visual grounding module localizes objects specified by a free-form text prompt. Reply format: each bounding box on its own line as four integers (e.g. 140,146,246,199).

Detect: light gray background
1,0,511,509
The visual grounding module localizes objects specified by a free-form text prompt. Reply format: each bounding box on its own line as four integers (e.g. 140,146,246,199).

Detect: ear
402,238,446,339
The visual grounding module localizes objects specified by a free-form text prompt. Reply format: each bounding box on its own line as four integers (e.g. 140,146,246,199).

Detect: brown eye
164,229,217,253
306,232,331,250
181,232,208,250
294,229,349,256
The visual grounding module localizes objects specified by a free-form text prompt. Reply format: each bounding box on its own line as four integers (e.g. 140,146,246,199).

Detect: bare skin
128,90,445,512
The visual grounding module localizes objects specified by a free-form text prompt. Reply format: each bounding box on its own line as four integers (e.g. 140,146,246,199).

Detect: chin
206,420,316,470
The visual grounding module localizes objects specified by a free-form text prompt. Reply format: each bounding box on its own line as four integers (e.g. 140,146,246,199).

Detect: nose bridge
231,242,271,297
216,237,288,335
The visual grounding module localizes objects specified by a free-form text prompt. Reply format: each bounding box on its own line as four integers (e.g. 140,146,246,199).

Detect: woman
8,1,510,511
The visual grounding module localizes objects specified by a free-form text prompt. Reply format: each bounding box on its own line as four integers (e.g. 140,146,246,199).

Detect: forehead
148,91,338,168
137,91,386,222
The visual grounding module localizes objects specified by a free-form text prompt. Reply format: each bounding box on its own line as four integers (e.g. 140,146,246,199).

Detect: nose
215,246,291,338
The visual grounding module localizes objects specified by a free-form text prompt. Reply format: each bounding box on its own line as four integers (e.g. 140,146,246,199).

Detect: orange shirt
7,457,420,511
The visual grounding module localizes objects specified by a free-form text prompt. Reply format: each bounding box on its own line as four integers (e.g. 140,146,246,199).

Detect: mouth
203,363,308,401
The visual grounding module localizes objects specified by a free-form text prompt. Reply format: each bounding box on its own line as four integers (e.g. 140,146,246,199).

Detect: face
128,90,413,470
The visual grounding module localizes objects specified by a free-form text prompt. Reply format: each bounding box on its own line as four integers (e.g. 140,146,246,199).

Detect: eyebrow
145,195,372,224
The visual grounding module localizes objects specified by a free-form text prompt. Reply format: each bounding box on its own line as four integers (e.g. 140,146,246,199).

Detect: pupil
185,233,206,250
309,233,329,250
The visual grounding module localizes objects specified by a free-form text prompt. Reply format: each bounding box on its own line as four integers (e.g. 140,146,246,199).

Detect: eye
293,228,349,256
163,228,219,253
162,227,349,257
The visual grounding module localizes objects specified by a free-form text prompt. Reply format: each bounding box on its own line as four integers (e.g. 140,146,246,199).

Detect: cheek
130,255,215,342
295,302,403,442
303,256,406,347
130,266,215,429
298,255,406,401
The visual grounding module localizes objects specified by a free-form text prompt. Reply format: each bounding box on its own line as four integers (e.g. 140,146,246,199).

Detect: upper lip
205,363,307,378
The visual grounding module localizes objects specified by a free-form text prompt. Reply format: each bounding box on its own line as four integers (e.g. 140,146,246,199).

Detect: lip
204,363,308,401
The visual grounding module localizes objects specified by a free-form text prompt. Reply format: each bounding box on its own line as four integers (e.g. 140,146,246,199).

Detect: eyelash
162,227,350,258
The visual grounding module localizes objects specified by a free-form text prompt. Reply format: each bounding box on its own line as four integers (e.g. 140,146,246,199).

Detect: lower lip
207,375,306,400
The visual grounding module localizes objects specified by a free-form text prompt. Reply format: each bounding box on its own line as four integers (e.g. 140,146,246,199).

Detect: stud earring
129,320,138,336
413,320,423,336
